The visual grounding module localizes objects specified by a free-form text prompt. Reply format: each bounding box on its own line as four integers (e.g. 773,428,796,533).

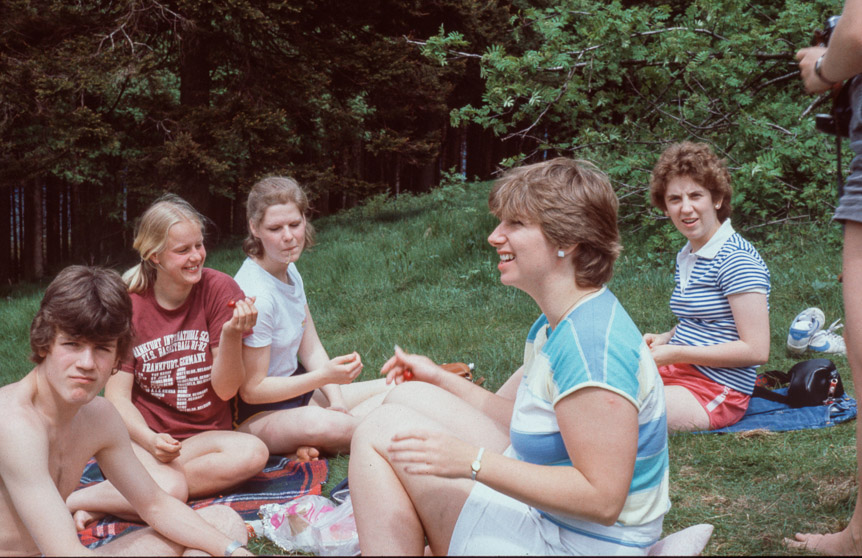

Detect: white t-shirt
234,258,307,377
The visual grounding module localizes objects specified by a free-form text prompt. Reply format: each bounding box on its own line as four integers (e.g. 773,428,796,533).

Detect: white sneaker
809,320,846,355
787,307,825,355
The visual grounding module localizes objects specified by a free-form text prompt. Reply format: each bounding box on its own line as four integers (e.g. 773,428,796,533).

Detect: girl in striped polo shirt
644,142,771,432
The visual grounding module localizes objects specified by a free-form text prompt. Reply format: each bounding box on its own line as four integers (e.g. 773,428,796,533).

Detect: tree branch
503,66,576,141
403,37,482,60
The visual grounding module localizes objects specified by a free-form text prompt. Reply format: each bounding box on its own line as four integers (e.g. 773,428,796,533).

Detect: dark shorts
835,75,862,225
232,363,314,428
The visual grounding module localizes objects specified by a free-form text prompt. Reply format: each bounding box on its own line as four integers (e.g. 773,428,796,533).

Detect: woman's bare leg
663,385,710,432
175,431,269,498
309,378,394,415
238,405,360,455
349,403,474,556
786,221,862,555
383,382,510,451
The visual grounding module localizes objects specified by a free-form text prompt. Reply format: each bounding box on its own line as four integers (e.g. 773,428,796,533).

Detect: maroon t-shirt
121,268,247,439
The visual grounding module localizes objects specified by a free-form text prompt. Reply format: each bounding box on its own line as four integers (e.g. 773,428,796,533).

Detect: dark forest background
0,0,848,283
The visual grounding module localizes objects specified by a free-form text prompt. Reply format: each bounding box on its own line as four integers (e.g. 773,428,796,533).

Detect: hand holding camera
801,16,851,137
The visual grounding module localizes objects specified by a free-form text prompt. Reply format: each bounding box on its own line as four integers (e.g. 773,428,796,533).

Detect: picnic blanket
697,389,857,434
76,455,328,548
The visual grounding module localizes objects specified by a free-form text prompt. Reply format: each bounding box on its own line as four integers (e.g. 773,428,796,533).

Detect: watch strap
815,55,837,86
225,540,245,556
471,447,485,481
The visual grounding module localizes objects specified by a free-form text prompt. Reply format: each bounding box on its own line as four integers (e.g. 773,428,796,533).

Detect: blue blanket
699,389,857,434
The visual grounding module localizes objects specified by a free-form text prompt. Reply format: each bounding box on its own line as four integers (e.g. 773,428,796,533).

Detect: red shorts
659,363,750,430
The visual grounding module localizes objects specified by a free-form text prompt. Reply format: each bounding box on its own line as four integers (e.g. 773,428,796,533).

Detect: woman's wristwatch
471,447,485,481
225,540,246,556
815,55,837,86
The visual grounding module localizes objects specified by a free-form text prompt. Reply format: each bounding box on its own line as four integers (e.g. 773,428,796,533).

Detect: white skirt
448,482,651,556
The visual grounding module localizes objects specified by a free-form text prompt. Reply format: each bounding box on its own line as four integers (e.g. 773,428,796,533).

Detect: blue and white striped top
506,287,670,549
668,219,771,395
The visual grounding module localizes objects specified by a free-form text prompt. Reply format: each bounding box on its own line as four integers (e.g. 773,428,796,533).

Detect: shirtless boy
0,265,252,556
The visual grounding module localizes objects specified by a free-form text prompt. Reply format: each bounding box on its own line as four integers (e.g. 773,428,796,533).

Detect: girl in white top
233,177,389,459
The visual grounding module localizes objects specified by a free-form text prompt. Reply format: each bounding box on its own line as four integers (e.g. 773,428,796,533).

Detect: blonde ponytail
123,261,158,294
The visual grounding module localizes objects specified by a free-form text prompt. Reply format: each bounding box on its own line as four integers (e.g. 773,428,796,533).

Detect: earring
715,204,721,209
557,250,565,258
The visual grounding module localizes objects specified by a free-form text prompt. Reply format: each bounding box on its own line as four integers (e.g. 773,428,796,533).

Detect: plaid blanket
76,456,328,548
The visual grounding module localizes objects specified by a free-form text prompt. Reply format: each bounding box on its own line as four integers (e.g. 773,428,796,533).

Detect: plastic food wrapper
259,494,359,556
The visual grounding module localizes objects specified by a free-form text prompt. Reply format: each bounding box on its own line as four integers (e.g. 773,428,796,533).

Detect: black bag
753,359,844,408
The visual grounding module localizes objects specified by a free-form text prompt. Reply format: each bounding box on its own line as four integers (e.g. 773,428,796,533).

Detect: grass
0,179,852,555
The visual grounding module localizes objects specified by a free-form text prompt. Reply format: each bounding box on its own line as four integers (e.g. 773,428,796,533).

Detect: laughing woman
67,194,269,526
348,158,670,556
643,142,771,432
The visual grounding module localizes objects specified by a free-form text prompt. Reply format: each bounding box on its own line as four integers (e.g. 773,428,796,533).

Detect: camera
812,15,841,47
813,16,851,138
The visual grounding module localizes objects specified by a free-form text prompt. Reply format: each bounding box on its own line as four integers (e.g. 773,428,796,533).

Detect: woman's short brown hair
489,157,621,288
243,176,315,258
30,266,134,364
649,142,732,222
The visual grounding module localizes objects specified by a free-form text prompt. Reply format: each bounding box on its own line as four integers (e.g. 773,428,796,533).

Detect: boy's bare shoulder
76,396,126,432
0,379,121,447
0,384,48,465
0,380,38,429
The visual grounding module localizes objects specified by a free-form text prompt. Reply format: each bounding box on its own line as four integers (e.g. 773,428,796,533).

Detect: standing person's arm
210,296,257,400
797,0,862,93
104,372,181,463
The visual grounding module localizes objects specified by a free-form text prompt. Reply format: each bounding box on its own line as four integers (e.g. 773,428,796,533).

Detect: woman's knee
155,467,190,502
244,435,271,471
351,403,413,451
219,432,269,474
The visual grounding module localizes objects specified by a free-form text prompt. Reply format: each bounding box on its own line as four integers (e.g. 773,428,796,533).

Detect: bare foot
295,446,321,462
784,528,862,555
73,509,106,531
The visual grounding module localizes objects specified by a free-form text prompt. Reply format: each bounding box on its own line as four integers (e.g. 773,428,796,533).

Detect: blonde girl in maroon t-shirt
67,194,268,528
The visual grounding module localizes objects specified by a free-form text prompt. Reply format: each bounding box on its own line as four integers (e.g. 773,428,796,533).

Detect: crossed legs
238,378,392,457
68,431,268,527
